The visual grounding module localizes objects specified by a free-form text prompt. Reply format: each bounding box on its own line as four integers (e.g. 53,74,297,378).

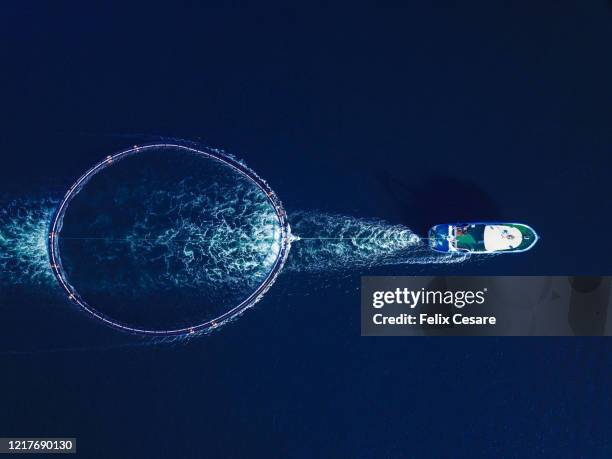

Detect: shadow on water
376,173,503,235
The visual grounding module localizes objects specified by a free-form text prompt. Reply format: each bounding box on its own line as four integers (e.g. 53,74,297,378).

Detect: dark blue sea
1,3,611,457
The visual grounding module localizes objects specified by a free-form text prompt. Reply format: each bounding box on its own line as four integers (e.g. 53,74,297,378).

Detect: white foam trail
59,179,281,295
0,199,467,291
0,198,58,286
286,211,468,272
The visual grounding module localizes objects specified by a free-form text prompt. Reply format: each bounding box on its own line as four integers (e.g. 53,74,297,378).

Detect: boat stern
429,224,452,252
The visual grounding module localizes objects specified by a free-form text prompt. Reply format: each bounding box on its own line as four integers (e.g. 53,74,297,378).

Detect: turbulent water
286,211,468,272
0,197,58,286
130,181,282,289
59,178,282,296
0,199,468,290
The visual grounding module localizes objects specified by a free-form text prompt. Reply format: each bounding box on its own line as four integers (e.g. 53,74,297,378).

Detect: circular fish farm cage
48,143,292,336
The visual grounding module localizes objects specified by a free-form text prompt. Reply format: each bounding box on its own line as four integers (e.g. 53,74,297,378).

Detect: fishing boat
428,223,539,254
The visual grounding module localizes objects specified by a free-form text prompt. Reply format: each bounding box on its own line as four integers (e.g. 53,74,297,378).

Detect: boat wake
286,211,469,272
0,201,469,289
